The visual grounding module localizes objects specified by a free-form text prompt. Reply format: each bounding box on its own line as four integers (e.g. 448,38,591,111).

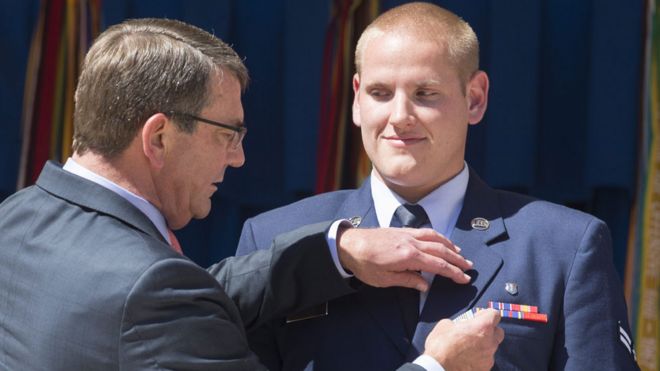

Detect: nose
389,92,414,128
228,142,245,168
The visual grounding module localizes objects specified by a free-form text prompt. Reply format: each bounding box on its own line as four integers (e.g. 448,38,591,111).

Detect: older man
237,2,639,371
0,17,501,370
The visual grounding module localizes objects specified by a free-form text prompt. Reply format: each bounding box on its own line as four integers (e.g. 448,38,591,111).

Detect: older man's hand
425,309,504,371
336,227,473,291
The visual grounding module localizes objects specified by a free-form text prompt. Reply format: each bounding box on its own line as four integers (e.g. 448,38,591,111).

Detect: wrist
336,223,357,275
415,354,446,371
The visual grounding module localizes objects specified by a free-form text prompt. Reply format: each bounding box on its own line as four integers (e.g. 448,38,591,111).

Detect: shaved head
355,2,479,85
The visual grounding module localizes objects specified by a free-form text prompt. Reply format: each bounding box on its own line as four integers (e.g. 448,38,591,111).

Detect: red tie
167,229,183,255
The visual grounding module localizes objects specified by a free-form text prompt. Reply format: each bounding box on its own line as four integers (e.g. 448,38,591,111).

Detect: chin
170,217,192,230
377,163,419,181
193,205,213,220
382,166,434,186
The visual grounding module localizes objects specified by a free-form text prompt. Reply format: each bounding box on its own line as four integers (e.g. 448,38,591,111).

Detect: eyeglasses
165,111,247,149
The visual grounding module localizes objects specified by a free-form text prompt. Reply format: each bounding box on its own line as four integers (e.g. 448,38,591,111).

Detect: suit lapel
409,169,505,357
36,161,167,245
337,179,413,356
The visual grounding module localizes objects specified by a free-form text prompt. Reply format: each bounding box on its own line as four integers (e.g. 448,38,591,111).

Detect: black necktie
390,204,430,338
390,204,430,229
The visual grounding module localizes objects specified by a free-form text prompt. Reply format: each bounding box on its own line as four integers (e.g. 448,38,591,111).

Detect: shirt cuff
326,219,354,279
413,355,445,371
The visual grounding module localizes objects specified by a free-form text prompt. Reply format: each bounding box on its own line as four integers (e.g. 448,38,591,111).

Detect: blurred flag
625,0,660,369
18,0,101,188
315,0,379,193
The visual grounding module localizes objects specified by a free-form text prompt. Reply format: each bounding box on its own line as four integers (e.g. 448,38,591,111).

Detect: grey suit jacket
0,161,355,370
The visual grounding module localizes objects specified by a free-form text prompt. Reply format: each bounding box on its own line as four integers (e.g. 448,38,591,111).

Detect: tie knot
391,204,430,228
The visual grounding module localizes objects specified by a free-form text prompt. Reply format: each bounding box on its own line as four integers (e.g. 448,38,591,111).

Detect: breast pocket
494,321,554,370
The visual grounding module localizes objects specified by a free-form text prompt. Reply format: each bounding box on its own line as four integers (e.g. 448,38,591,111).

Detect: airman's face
353,32,487,202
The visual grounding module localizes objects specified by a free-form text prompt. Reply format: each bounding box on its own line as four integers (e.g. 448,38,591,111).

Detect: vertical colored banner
18,0,101,189
316,0,379,193
625,1,660,369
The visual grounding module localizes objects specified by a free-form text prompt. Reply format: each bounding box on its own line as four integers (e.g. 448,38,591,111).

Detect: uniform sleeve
119,258,266,370
551,219,640,370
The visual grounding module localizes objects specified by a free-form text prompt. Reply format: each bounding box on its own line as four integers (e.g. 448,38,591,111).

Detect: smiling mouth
383,136,425,146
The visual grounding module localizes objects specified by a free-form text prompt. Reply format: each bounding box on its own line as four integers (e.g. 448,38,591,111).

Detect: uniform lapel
408,169,505,358
338,178,414,356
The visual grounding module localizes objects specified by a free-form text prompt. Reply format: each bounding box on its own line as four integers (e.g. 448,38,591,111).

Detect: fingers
418,255,471,284
410,229,473,271
419,242,473,272
495,326,505,344
473,308,505,344
338,226,476,289
386,271,430,292
423,313,502,370
413,228,461,252
475,308,502,326
398,229,476,284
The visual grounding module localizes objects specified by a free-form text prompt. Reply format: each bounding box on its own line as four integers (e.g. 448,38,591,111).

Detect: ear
141,113,169,169
352,73,362,127
466,70,489,125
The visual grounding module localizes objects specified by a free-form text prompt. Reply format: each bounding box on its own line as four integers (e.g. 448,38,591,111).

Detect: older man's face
352,31,485,202
160,71,245,229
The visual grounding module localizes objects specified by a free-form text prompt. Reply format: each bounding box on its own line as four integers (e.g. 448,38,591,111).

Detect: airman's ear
466,71,489,125
352,73,362,127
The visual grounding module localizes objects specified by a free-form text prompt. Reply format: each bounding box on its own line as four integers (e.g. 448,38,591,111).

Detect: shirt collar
63,158,171,243
370,163,469,238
